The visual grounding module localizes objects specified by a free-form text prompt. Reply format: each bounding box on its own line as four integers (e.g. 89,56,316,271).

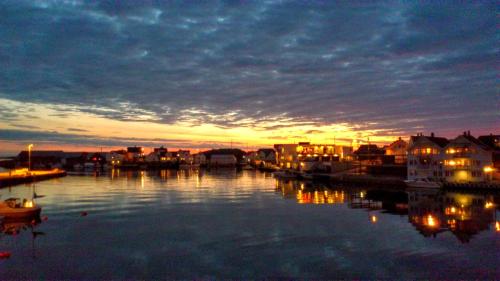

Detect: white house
407,133,449,181
386,137,408,164
442,132,493,182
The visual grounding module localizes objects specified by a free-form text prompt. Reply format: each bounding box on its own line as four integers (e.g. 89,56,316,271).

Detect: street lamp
28,144,34,172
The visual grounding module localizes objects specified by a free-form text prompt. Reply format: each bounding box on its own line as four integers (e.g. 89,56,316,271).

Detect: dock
443,182,500,193
0,169,67,188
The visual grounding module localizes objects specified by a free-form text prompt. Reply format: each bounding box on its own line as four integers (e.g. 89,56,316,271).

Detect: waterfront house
443,132,493,182
385,137,408,165
353,144,387,165
407,133,449,181
274,142,353,172
107,150,126,167
126,147,144,162
253,148,276,168
176,150,192,164
478,134,500,168
145,146,170,163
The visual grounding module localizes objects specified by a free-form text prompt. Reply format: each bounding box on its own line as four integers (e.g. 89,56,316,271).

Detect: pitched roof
257,148,275,157
410,135,449,148
461,134,491,150
478,135,500,151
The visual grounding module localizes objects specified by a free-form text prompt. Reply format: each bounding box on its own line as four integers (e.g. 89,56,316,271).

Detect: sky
0,0,498,154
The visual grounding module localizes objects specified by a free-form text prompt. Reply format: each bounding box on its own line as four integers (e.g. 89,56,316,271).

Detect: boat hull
404,181,441,189
0,206,41,220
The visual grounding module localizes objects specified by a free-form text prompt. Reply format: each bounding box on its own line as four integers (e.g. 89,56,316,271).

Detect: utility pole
28,144,34,172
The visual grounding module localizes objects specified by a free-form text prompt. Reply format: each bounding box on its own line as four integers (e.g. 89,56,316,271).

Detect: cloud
9,124,40,129
305,130,324,134
0,129,244,150
0,1,497,138
67,128,89,132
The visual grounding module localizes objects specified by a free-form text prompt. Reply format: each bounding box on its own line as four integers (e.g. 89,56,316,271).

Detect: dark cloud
0,1,497,135
305,130,324,134
10,124,40,129
0,129,239,149
67,128,89,132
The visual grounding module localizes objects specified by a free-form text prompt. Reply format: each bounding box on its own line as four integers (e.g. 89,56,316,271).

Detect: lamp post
28,144,34,172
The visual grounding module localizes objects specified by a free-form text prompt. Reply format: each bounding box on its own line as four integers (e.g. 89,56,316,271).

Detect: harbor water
0,169,498,279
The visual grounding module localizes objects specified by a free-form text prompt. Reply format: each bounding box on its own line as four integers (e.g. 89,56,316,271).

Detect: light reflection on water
0,169,498,280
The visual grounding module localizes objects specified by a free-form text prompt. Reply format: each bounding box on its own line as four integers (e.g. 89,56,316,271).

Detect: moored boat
404,178,442,189
0,198,41,220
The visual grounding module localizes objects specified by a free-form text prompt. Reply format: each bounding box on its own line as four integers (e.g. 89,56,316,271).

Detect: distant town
0,132,499,187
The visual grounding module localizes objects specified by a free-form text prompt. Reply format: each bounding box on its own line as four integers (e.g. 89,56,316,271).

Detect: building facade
407,133,448,181
385,137,408,165
442,133,493,182
274,142,353,172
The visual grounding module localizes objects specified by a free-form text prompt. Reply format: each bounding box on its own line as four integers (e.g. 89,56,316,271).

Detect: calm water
0,169,499,280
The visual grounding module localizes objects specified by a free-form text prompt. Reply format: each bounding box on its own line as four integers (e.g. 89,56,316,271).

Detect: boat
179,163,200,169
404,178,442,189
273,170,297,179
242,165,254,170
0,198,41,220
301,173,314,180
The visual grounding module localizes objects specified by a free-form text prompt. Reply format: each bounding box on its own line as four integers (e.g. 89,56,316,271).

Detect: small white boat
404,178,442,189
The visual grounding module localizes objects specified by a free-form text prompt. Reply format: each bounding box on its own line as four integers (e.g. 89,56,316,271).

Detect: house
385,137,408,165
407,133,449,181
145,146,170,163
126,147,144,162
257,149,276,162
176,150,191,164
107,150,126,166
478,134,500,169
274,142,353,172
209,154,237,166
253,148,276,168
443,132,493,182
354,144,387,164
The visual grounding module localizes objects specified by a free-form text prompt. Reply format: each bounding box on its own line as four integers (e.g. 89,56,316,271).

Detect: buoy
81,211,88,217
31,219,36,225
0,252,11,259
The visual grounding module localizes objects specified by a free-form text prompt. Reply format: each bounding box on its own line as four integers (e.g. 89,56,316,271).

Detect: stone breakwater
0,169,67,188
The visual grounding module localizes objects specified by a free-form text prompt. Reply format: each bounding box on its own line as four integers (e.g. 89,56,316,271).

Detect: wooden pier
0,169,67,188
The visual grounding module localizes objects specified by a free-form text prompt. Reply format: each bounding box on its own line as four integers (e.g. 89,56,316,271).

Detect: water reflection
0,170,498,279
275,178,499,243
408,189,498,243
0,218,44,259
